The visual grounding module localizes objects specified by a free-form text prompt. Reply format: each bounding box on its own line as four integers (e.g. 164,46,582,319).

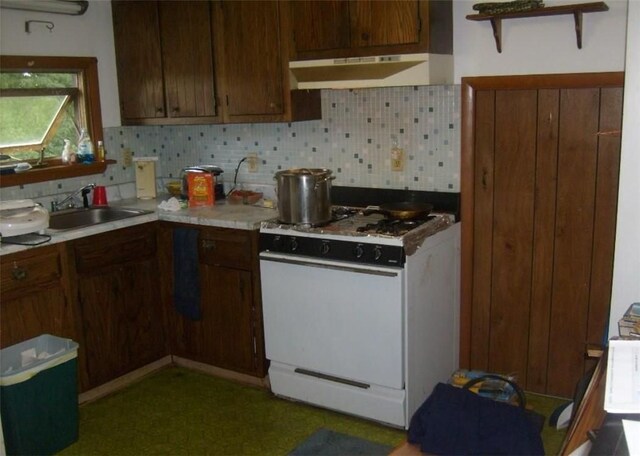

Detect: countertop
0,195,278,256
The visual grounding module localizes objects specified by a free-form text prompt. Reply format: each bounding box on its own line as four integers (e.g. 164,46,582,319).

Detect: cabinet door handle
11,264,27,281
201,239,216,250
156,107,164,114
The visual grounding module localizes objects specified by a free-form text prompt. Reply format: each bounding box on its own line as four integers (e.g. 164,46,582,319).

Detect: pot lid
182,165,223,175
275,168,332,177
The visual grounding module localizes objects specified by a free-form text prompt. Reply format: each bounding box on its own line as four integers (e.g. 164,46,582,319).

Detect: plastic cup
92,186,108,206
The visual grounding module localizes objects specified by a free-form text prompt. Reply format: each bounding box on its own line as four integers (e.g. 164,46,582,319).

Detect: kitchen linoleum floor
58,366,567,455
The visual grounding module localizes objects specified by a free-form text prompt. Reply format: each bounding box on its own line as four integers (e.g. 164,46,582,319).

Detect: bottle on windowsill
96,140,106,162
77,129,95,164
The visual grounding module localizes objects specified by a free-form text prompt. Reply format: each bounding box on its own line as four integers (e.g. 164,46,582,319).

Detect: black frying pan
363,202,434,221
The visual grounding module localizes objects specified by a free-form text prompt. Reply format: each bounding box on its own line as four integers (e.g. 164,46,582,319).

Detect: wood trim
460,72,624,91
78,356,173,404
459,71,624,371
459,81,476,368
173,356,269,389
0,160,116,188
0,55,106,187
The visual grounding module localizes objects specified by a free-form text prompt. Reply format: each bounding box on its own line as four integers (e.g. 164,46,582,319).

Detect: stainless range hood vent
289,53,453,90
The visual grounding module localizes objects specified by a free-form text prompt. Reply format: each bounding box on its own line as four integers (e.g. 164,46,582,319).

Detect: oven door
260,251,404,389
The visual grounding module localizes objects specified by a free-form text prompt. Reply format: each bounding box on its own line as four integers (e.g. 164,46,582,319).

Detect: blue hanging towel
173,228,202,320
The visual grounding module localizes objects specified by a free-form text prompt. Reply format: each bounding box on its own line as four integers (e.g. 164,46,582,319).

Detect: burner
356,215,436,236
331,206,360,221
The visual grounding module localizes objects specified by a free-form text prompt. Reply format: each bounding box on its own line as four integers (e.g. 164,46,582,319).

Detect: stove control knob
354,244,364,259
373,246,383,261
272,235,283,251
320,241,331,255
289,237,299,252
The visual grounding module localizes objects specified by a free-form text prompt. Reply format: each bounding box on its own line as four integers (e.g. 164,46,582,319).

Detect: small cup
92,186,108,206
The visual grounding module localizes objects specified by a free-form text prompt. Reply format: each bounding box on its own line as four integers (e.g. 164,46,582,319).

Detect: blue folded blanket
173,228,201,320
408,383,544,455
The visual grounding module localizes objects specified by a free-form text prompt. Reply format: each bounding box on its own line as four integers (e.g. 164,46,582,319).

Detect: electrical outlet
122,148,133,167
247,153,258,172
391,147,404,172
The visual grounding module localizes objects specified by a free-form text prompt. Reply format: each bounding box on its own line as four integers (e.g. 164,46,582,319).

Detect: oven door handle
260,255,400,277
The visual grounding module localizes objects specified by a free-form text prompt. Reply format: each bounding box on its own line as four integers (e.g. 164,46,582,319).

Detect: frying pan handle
361,206,383,216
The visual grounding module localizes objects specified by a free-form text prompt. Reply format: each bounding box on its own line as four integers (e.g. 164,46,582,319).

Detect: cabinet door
159,1,218,119
217,0,285,119
112,0,165,121
291,0,351,53
200,265,256,374
290,0,437,59
74,224,166,389
349,0,421,49
0,246,75,349
79,258,165,388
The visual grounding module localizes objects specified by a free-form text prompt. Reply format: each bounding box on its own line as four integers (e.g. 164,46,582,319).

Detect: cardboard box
187,173,214,207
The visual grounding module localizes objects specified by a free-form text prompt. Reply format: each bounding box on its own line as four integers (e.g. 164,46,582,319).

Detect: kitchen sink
48,207,154,231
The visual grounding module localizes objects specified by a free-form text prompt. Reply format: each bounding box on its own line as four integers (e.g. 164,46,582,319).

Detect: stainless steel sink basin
48,207,154,231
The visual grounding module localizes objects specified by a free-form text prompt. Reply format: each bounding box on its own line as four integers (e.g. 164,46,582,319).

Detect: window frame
0,55,109,188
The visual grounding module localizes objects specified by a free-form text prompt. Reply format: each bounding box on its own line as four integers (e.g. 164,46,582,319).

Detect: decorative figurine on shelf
61,139,76,164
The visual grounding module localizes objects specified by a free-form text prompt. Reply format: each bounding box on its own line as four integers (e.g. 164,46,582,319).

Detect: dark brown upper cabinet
290,0,453,60
112,0,320,126
112,0,220,125
213,0,320,124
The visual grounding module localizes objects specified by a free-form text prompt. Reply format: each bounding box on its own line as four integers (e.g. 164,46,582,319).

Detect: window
0,56,106,187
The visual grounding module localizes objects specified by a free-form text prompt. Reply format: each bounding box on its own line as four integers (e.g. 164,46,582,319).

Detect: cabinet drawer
73,223,157,271
198,227,252,270
1,245,62,297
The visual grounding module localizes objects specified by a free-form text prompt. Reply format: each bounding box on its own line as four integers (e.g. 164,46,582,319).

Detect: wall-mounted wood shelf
466,2,609,53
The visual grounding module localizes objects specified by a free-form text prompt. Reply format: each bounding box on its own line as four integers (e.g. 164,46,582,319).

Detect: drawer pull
11,264,27,281
201,239,217,250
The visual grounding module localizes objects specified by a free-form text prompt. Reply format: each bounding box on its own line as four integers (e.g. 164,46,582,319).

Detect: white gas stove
259,188,461,428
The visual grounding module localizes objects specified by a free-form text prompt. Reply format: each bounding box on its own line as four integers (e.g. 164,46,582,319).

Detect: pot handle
314,174,335,189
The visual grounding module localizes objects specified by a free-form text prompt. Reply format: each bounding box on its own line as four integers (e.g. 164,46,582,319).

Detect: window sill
0,159,117,188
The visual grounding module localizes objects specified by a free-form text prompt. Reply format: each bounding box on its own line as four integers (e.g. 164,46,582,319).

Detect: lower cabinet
163,223,267,377
0,244,78,354
0,221,265,394
71,223,167,390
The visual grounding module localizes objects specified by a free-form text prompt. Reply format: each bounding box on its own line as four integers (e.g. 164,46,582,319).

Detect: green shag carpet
59,366,568,455
60,367,405,455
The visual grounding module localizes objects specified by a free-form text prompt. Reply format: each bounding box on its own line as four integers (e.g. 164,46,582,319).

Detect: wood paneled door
460,73,624,397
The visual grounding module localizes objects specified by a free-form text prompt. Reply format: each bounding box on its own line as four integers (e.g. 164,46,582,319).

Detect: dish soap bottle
77,129,95,164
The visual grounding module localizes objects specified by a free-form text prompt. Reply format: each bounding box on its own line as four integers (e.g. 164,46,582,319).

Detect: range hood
289,53,453,90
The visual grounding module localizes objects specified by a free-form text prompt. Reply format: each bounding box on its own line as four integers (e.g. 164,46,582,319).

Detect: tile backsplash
1,85,460,203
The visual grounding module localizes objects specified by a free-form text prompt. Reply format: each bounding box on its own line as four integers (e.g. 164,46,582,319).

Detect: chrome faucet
51,183,96,212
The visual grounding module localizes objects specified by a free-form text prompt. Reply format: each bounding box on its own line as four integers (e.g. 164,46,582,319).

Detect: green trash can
0,334,79,455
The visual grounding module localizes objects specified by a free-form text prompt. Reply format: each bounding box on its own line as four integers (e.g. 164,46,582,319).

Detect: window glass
0,70,83,160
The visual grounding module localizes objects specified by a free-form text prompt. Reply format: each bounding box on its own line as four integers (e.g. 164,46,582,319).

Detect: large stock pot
274,168,334,225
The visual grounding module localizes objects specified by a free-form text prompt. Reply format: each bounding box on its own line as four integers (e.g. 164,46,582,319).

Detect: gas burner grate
356,215,436,236
331,206,361,221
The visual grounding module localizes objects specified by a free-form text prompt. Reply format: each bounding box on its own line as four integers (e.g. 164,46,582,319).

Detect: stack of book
618,303,640,338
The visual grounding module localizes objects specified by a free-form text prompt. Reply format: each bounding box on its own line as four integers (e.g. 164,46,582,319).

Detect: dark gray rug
289,428,394,455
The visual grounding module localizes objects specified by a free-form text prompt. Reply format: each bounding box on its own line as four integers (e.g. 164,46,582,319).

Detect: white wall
453,0,627,81
0,0,120,127
609,0,640,337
